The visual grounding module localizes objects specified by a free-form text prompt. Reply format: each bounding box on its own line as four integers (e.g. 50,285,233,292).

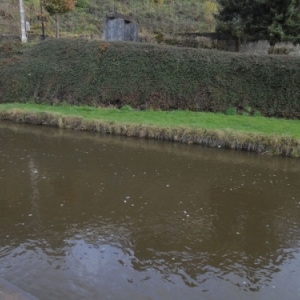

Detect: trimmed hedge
0,38,300,118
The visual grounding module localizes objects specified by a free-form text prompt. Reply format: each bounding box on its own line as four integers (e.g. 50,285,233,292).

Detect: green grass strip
0,103,299,139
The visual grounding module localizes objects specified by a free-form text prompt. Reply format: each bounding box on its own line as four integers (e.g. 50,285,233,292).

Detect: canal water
0,121,300,300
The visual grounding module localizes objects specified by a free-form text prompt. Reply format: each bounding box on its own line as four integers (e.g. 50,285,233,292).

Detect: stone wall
0,33,19,41
233,40,300,56
103,13,139,42
171,33,300,56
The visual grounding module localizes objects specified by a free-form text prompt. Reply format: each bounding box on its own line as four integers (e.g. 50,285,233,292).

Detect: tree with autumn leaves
43,0,75,38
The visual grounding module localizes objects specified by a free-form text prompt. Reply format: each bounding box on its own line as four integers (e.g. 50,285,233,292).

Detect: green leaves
215,0,300,46
1,39,300,118
43,0,75,15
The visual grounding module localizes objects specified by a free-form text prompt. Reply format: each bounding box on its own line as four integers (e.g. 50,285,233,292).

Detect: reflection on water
0,121,300,300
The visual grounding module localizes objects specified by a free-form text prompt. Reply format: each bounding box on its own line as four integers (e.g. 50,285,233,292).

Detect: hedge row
0,39,300,118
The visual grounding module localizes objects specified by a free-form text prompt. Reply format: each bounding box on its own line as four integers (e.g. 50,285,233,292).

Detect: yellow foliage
204,0,217,17
203,0,217,29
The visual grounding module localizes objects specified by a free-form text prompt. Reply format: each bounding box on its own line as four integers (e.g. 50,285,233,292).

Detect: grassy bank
0,103,299,157
1,39,300,118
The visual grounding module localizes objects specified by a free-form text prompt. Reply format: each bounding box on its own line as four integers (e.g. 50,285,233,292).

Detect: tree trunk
55,13,59,38
40,0,45,40
269,45,275,54
19,0,27,43
234,37,240,52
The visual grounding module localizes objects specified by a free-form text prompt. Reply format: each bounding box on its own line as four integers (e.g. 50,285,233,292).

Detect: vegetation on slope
0,0,217,39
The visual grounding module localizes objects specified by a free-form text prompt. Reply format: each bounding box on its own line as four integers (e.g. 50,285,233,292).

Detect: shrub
225,107,237,115
120,105,134,111
253,110,262,117
268,47,293,55
0,39,300,119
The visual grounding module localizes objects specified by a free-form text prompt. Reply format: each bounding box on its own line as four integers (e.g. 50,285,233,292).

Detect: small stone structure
103,12,139,42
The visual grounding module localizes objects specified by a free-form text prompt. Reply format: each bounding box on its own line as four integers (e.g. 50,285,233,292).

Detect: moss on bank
0,104,299,158
1,39,300,118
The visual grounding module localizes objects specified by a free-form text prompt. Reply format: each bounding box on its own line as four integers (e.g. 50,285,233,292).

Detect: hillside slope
0,0,217,39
